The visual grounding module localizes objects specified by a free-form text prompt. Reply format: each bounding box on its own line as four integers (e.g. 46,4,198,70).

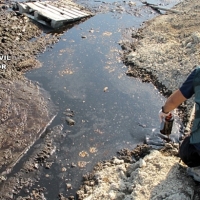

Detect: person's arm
159,68,195,121
162,68,196,113
159,89,187,122
162,89,187,113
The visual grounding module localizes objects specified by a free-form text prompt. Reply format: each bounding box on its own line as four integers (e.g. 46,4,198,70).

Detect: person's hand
159,109,171,122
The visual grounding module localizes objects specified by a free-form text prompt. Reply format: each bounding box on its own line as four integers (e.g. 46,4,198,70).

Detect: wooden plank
18,3,29,13
33,2,74,19
54,5,86,17
26,2,65,21
24,13,51,27
18,0,93,28
35,3,80,19
59,5,90,16
31,0,92,16
35,10,63,21
142,1,183,13
51,20,64,28
41,2,87,17
30,0,91,14
39,2,83,18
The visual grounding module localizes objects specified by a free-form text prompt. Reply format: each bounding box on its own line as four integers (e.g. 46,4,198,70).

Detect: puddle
9,0,182,198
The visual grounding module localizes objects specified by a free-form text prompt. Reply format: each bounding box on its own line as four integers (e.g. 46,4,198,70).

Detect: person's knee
179,136,200,167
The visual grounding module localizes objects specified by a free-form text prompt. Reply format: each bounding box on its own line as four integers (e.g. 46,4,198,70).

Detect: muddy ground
0,5,60,199
0,0,90,178
0,0,200,199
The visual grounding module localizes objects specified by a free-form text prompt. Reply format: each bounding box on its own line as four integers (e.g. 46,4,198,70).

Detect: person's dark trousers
179,136,200,167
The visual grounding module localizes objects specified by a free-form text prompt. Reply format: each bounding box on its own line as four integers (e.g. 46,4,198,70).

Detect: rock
139,158,146,168
34,163,39,169
125,51,138,61
119,170,127,180
164,143,173,149
61,167,67,172
126,162,139,176
44,162,53,169
66,183,72,189
71,162,76,168
112,157,124,164
103,87,108,92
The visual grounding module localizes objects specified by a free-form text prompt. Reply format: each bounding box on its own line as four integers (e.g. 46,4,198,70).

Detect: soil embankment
123,0,200,123
0,7,59,198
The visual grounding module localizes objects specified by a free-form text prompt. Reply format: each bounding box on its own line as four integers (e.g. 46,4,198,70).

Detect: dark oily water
9,0,182,199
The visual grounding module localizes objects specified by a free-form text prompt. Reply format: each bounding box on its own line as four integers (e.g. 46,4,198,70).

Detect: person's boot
187,166,200,182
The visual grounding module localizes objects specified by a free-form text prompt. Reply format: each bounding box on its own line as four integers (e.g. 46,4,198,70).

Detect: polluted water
2,0,183,199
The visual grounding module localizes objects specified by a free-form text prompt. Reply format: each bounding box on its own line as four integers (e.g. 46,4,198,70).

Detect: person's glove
159,109,171,122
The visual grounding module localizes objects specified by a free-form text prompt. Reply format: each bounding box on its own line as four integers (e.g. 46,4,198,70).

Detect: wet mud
0,124,56,199
0,8,61,80
0,124,92,199
0,78,56,179
0,5,59,199
0,1,94,198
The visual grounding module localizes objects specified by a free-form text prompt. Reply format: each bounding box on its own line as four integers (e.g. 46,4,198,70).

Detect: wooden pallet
17,0,93,28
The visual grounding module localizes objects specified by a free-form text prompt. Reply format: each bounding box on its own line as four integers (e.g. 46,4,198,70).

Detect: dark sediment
0,78,56,176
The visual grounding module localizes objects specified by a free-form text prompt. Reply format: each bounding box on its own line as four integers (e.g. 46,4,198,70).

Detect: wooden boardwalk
17,0,93,28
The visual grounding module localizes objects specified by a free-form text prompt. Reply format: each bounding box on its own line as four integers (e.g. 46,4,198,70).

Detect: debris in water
63,111,74,117
66,183,72,189
79,151,89,157
89,29,94,33
71,162,77,168
103,31,112,36
94,129,104,134
89,147,97,153
77,161,89,168
103,87,108,92
61,167,67,172
66,117,75,126
59,68,74,75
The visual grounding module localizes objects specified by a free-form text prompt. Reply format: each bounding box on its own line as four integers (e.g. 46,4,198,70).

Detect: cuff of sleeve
162,106,169,114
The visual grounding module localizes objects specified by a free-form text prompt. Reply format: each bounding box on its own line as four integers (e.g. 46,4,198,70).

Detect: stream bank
122,0,200,123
